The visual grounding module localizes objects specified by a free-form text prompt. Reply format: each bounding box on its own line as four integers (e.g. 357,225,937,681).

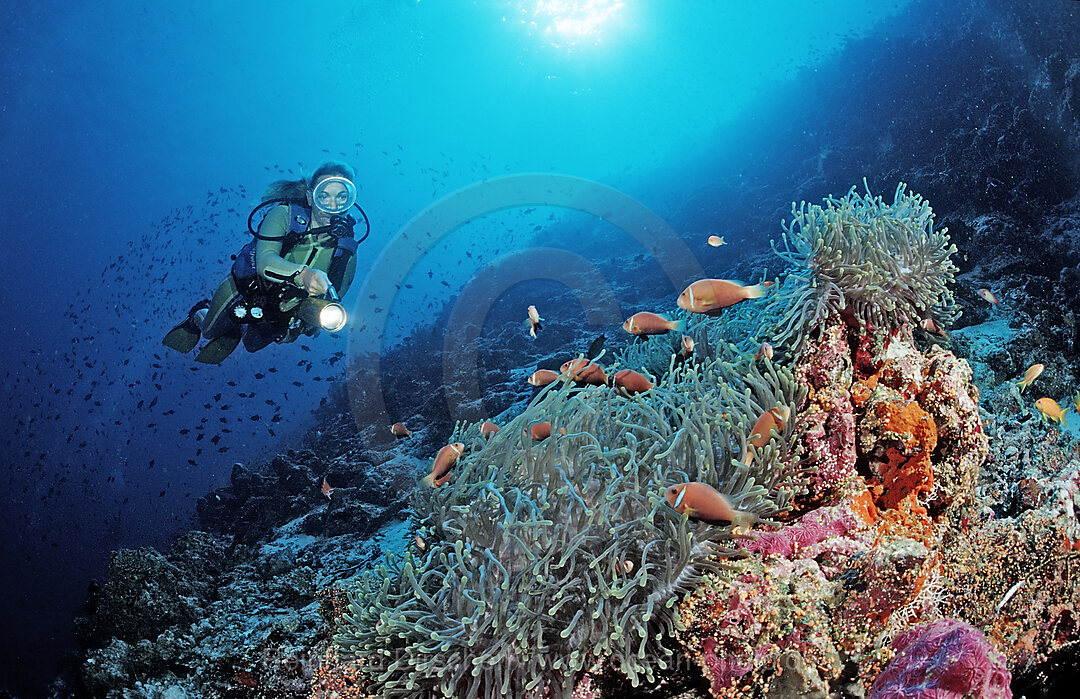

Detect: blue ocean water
3,1,1079,696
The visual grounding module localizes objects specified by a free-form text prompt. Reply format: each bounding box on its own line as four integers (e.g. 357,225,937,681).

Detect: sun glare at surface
508,0,625,47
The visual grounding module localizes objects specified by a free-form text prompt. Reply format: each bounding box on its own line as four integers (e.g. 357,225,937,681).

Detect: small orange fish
526,305,544,338
611,369,654,396
415,534,426,551
560,358,608,386
754,342,774,361
919,317,948,336
663,482,758,527
321,477,335,500
707,235,726,247
421,442,465,487
743,406,791,465
680,335,695,357
527,422,552,441
620,560,635,574
390,422,411,438
978,288,999,306
1017,364,1044,393
1035,397,1068,426
479,420,500,438
677,279,769,314
528,369,561,387
622,312,685,336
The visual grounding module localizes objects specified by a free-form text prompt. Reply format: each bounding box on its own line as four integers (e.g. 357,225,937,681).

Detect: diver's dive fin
162,300,210,354
162,323,200,353
195,333,241,364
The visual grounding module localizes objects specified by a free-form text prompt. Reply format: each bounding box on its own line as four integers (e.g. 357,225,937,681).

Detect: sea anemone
334,343,806,698
761,181,959,354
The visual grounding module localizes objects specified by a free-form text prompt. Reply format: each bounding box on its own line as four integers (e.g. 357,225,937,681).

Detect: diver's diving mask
310,176,357,215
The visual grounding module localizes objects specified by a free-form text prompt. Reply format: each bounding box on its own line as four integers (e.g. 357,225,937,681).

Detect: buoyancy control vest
229,203,358,324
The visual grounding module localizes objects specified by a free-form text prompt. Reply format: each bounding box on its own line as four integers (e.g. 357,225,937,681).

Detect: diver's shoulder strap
253,203,311,250
278,204,312,253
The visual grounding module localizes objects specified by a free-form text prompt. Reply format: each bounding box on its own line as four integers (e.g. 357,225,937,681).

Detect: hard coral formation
674,310,993,697
678,549,846,696
869,618,1011,699
936,449,1080,680
853,327,988,519
763,181,960,354
334,343,805,698
792,311,858,502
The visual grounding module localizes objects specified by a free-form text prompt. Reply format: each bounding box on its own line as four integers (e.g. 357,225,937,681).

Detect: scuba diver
163,161,369,364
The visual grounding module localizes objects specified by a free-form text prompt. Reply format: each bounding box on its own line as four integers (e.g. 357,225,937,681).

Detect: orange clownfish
421,442,465,487
680,335,695,357
527,421,553,441
528,369,561,387
479,420,500,438
743,406,791,465
663,482,758,527
754,342,774,361
390,422,411,438
561,358,608,386
1017,364,1043,393
677,279,770,315
622,312,685,336
611,369,654,396
919,317,948,337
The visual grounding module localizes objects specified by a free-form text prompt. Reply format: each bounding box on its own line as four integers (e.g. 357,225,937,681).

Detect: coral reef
669,302,996,697
71,426,416,698
334,344,805,698
197,442,411,546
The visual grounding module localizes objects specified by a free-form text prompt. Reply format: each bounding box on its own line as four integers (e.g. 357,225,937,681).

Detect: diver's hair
263,160,357,201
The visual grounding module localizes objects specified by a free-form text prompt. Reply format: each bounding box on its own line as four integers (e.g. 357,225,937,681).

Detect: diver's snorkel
297,285,347,333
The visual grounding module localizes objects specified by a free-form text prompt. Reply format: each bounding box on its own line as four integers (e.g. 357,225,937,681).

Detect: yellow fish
1035,397,1068,426
1017,364,1044,393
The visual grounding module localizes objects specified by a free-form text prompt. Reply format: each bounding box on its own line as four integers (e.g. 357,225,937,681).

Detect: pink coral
701,637,755,691
793,313,859,499
869,619,1012,699
744,496,864,558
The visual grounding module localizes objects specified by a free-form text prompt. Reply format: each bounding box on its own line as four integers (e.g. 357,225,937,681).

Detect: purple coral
870,618,1012,699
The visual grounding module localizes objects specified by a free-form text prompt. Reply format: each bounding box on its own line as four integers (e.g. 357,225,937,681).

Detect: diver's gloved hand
295,266,331,296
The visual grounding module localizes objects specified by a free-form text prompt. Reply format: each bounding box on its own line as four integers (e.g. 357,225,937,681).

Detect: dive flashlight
297,286,347,332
